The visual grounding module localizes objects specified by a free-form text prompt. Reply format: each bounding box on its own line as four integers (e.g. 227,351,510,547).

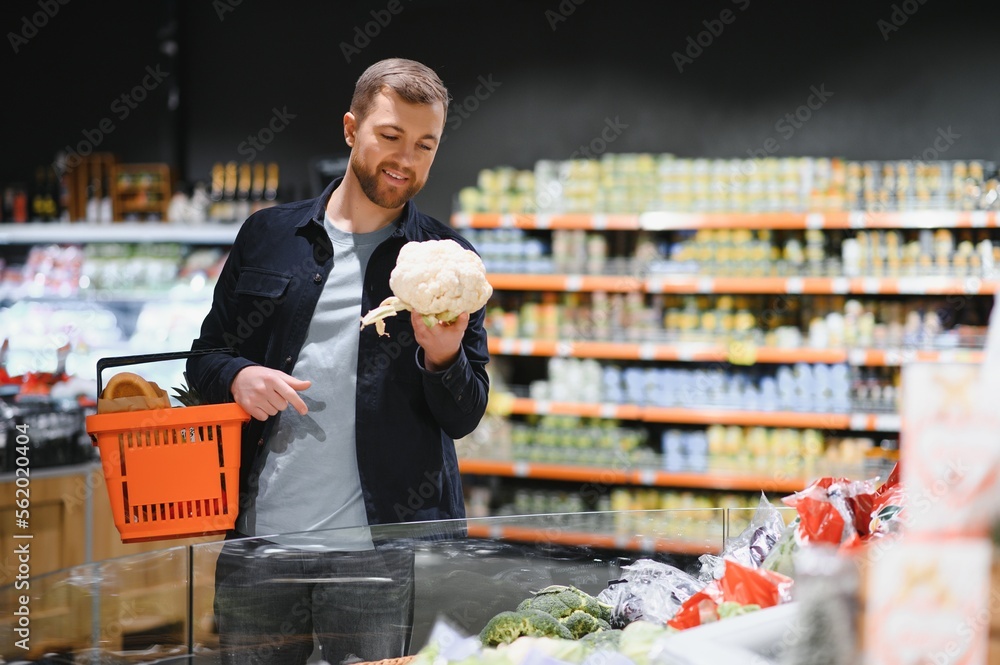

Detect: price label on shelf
519,340,535,356
453,213,471,228
883,350,905,366
727,341,758,366
534,214,551,229
786,277,804,294
875,414,901,431
535,400,551,415
499,339,517,355
646,277,664,294
963,277,984,295
599,403,618,419
637,469,656,485
638,343,656,361
832,277,850,294
805,213,825,229
513,462,530,478
677,346,696,362
848,348,867,366
555,341,573,357
696,277,714,293
897,278,927,295
565,275,584,292
850,413,869,430
849,211,867,229
970,211,988,228
499,214,517,228
591,214,608,230
862,278,882,294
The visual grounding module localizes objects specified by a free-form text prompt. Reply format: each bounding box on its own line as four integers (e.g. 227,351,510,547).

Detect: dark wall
3,1,998,221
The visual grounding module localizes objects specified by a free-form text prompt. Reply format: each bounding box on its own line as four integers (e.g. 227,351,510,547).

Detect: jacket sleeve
187,227,258,404
415,304,490,439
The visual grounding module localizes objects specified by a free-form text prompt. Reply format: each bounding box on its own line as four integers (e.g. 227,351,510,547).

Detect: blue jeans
214,538,415,665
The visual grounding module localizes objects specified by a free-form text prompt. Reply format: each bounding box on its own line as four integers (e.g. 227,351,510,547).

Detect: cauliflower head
360,238,493,336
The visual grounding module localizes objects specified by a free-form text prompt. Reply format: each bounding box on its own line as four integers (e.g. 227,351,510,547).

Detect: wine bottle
31,166,45,221
264,163,279,201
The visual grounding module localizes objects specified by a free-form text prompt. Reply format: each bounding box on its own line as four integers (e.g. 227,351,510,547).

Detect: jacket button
257,437,264,447
313,273,322,284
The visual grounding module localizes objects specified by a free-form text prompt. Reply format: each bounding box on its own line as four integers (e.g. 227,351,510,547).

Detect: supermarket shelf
505,397,902,431
487,338,985,366
459,458,807,493
453,210,1000,231
465,523,717,555
453,212,642,230
490,273,1000,296
645,275,1000,296
489,273,644,293
0,222,242,245
2,291,214,305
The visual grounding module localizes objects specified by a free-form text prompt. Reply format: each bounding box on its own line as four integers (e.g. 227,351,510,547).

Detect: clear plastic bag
699,493,786,582
597,558,705,626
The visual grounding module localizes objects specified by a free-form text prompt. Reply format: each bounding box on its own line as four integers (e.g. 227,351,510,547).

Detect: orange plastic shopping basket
85,349,250,543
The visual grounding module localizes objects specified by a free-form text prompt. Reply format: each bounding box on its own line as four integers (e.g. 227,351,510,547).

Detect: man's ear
344,111,357,148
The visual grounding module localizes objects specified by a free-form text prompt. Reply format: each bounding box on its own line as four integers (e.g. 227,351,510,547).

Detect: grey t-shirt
240,215,398,549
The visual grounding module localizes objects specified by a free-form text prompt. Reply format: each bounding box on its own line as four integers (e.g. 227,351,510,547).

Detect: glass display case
0,509,774,663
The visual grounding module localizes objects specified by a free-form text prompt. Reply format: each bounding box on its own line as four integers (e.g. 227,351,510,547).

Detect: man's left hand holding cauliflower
410,310,470,371
360,238,493,371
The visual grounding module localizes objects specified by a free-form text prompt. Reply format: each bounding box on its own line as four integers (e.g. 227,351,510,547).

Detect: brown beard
351,154,422,209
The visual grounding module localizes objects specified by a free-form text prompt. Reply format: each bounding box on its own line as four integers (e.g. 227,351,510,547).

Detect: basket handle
96,348,237,396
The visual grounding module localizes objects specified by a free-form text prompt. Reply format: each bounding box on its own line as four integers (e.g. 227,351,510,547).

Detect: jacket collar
300,177,415,240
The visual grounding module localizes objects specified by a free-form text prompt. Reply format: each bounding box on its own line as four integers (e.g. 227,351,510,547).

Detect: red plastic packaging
667,561,793,630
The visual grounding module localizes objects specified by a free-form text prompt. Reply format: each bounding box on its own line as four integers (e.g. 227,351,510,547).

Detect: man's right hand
231,366,311,422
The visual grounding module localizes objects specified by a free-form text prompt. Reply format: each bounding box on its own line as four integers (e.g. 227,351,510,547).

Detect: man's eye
382,134,398,141
418,144,433,152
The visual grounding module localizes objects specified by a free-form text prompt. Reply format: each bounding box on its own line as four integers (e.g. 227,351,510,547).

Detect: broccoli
517,585,613,623
717,601,761,619
479,609,574,647
559,610,612,639
580,628,623,650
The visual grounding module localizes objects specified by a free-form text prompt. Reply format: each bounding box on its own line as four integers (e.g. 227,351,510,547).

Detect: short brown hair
351,58,450,123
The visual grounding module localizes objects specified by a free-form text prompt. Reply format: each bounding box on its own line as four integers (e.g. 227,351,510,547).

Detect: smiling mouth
382,168,408,182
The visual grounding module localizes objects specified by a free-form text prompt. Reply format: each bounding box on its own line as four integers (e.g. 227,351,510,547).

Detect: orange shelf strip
454,211,998,231
491,274,1000,295
505,398,901,431
458,458,806,493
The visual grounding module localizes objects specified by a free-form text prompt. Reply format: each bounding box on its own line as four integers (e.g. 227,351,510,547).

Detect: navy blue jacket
187,178,489,527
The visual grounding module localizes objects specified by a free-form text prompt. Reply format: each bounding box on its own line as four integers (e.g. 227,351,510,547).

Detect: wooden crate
111,163,172,221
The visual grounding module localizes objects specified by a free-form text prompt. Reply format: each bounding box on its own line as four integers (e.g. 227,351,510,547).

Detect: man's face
347,90,445,209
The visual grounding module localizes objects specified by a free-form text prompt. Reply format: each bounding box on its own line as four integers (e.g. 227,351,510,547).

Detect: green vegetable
618,620,675,665
479,609,573,647
517,585,613,623
559,610,611,639
717,601,761,619
579,628,623,650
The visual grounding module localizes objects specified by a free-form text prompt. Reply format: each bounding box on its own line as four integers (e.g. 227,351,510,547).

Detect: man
187,58,490,664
